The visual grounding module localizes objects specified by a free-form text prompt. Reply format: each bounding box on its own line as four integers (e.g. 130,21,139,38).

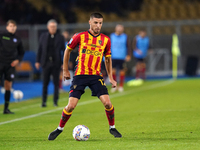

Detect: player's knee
112,69,116,74
120,70,125,76
4,80,12,90
104,101,112,109
66,104,76,112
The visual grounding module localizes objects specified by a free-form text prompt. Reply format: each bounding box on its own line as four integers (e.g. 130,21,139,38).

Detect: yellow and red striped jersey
67,31,111,76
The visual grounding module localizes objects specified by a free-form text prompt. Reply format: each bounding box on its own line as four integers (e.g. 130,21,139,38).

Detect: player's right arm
63,33,80,80
63,47,72,80
35,34,44,70
132,37,142,55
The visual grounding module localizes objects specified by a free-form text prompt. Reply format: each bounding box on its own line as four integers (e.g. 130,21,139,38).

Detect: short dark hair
7,20,17,26
90,12,103,19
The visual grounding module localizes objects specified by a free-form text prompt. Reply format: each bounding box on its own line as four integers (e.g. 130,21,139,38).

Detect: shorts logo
73,85,77,89
98,40,102,45
11,74,14,78
13,38,17,43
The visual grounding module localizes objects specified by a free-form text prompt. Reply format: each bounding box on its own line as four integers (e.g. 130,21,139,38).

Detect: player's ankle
109,125,115,129
57,126,64,131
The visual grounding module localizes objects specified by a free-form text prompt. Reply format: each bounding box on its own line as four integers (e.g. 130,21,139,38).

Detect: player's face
6,23,17,34
139,31,146,38
47,22,57,35
115,25,124,35
89,17,103,35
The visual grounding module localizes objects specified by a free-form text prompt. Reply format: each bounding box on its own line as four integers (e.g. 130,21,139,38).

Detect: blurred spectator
35,19,65,107
110,24,131,93
133,29,151,80
0,20,24,114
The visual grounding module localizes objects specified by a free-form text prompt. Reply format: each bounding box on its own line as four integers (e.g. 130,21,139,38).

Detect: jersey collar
88,30,100,38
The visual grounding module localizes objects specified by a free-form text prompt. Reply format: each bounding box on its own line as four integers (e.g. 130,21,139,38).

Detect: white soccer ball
13,90,23,100
72,125,90,141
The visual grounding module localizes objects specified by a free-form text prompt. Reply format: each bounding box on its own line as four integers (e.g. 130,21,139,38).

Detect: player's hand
35,62,40,70
125,55,131,62
109,78,117,88
63,70,71,80
136,49,142,55
11,60,19,67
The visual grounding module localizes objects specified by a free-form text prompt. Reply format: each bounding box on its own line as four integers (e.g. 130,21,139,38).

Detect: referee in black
35,19,65,107
0,20,24,114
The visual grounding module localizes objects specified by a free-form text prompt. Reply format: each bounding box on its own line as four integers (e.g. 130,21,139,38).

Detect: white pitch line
0,79,174,126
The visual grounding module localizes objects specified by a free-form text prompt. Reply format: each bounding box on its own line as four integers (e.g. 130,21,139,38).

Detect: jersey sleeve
67,33,80,50
104,37,111,57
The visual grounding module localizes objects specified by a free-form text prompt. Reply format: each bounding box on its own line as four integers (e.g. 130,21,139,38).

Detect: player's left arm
11,39,25,67
104,56,117,88
104,38,117,88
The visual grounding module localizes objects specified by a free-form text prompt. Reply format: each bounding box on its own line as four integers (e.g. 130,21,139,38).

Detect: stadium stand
15,61,33,81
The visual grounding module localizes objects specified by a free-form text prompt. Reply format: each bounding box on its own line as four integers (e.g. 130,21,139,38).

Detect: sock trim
105,105,114,111
57,126,64,130
63,108,72,115
109,125,115,129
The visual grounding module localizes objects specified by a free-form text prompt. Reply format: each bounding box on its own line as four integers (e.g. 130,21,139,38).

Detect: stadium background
0,0,200,103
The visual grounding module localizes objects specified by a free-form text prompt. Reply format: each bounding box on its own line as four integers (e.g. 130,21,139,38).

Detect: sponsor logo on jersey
82,49,101,56
2,36,10,40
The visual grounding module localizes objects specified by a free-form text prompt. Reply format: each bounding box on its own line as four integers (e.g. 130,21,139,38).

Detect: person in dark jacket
0,20,24,114
35,19,65,107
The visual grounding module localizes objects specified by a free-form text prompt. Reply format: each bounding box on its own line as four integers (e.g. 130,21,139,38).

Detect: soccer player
48,12,122,140
110,24,131,93
0,20,24,114
133,29,151,79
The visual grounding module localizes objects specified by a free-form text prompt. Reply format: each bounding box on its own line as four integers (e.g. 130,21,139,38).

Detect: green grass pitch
0,78,200,150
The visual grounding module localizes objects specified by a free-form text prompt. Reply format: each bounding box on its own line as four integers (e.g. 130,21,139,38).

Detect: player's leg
135,61,142,79
118,70,125,92
41,65,51,107
48,75,85,140
52,67,60,106
141,62,146,80
99,95,122,138
3,65,15,114
118,60,125,92
90,76,122,137
48,97,79,140
4,80,13,114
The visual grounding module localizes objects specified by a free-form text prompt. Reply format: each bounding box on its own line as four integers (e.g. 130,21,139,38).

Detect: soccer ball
72,125,90,141
13,90,23,100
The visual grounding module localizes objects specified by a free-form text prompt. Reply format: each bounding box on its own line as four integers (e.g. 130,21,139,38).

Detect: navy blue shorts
112,59,125,70
69,75,108,99
136,58,144,62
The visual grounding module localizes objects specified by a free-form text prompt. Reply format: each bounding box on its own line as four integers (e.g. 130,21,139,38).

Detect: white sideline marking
0,79,174,126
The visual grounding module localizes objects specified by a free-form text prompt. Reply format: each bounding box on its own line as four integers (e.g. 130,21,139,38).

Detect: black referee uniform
0,31,24,113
